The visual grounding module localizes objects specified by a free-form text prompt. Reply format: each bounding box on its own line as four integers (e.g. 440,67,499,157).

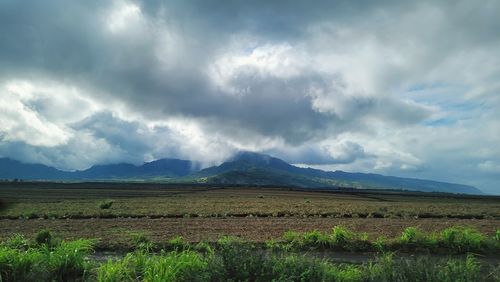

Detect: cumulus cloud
0,0,499,193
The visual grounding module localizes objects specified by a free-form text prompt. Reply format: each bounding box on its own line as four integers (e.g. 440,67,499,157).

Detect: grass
269,225,500,254
1,233,499,281
0,234,94,281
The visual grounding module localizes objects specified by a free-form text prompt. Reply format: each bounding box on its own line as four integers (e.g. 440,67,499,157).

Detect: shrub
35,229,53,246
99,200,114,210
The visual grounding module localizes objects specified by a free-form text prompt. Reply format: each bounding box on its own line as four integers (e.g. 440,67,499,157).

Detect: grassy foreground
1,227,500,282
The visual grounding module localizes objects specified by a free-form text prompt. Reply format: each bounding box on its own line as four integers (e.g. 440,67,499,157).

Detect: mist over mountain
0,152,482,195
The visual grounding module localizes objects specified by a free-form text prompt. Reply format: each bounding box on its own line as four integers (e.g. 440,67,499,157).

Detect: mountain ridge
0,153,483,194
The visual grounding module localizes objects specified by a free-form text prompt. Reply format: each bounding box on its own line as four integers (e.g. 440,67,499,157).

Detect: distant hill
0,158,198,180
0,153,483,194
74,158,199,179
0,158,72,180
192,152,482,194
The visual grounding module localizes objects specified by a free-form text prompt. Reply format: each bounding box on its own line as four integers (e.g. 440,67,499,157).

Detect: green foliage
47,239,95,281
99,200,114,210
97,256,135,282
193,241,214,256
143,251,209,282
399,226,438,249
365,253,483,282
331,226,354,249
440,226,485,252
400,227,423,244
303,230,330,248
2,234,29,250
211,236,270,281
373,236,386,252
0,238,94,281
21,210,39,219
34,229,53,246
270,255,327,281
167,236,186,252
1,234,497,282
130,232,152,251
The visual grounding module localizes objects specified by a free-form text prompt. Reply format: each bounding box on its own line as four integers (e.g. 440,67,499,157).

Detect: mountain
0,158,197,180
0,153,483,194
193,152,482,194
75,158,199,179
0,158,72,180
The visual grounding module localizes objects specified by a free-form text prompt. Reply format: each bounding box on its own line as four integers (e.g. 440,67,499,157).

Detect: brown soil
1,217,498,246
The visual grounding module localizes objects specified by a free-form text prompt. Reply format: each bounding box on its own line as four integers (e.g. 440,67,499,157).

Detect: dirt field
0,182,499,248
1,217,498,247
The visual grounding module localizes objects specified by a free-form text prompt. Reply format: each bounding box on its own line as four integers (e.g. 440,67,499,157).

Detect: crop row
5,210,498,220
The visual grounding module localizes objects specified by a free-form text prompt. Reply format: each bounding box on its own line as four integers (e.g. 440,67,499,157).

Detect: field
1,182,499,246
1,182,499,281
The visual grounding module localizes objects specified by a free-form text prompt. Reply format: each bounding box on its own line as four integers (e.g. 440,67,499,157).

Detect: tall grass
1,227,499,281
440,226,486,252
271,225,499,254
0,234,94,281
95,244,497,282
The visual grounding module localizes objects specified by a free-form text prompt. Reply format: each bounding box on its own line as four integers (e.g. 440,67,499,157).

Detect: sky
0,0,499,194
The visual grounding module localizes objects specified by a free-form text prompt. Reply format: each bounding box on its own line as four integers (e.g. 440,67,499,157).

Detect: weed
303,230,330,248
331,225,354,249
3,234,29,250
34,229,53,246
440,226,485,252
129,232,153,252
99,200,114,210
167,236,186,252
144,251,209,282
373,236,386,252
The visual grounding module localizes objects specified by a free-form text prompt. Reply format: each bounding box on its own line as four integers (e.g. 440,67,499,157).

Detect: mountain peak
230,151,272,163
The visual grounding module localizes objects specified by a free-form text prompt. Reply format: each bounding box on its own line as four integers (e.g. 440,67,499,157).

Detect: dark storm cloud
0,0,499,193
0,0,431,144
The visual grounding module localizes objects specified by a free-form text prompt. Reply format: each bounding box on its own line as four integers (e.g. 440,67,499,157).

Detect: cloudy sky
0,0,499,193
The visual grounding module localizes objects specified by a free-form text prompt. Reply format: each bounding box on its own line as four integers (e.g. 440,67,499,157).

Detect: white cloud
0,0,499,193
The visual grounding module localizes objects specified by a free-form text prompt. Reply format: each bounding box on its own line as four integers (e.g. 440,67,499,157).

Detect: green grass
0,234,94,281
1,234,499,282
269,225,499,254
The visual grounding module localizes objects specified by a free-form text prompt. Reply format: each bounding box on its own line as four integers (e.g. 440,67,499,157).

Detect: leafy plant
34,229,54,246
331,226,354,249
99,200,114,210
440,226,485,252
